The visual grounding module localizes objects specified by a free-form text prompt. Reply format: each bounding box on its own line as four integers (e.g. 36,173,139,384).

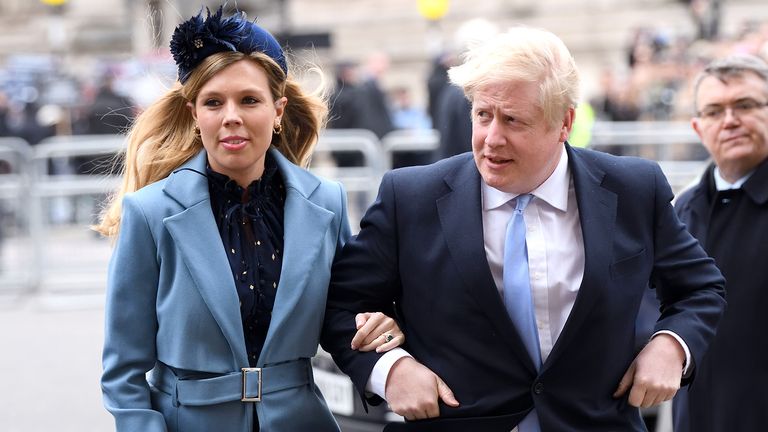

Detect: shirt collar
713,166,752,191
482,146,570,212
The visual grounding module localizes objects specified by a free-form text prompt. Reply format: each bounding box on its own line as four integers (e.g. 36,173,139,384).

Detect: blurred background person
327,60,366,168
0,90,10,138
356,52,395,139
389,85,433,168
390,86,430,131
7,102,56,146
327,60,362,131
73,71,135,176
426,52,452,131
0,90,7,265
596,68,642,122
433,18,499,159
680,0,721,41
82,72,134,135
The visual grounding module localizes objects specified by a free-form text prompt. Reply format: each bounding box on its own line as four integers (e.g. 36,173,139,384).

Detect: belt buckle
241,367,262,402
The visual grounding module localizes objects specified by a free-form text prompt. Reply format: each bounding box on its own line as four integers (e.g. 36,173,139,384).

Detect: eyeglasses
697,98,768,122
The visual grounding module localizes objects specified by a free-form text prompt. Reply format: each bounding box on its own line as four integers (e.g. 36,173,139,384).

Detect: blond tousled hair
94,51,328,238
448,26,580,129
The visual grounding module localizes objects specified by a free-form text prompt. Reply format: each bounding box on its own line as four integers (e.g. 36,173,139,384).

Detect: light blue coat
101,149,349,432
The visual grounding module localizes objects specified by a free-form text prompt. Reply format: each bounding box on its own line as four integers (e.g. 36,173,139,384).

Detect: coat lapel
162,151,249,366
688,182,710,241
160,150,333,367
259,150,333,364
681,165,714,245
437,157,537,371
546,146,616,365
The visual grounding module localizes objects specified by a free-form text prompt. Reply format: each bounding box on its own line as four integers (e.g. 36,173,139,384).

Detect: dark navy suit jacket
322,145,726,431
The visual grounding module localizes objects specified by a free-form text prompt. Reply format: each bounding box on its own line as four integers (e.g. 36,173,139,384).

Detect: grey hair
447,26,579,129
693,54,768,109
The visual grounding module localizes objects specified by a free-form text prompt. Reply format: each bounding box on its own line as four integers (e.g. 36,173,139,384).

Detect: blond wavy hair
448,26,580,129
94,51,328,238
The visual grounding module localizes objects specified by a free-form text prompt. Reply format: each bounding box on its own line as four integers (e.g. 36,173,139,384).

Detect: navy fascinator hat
170,6,287,84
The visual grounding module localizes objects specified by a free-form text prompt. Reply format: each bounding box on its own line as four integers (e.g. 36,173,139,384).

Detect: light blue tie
503,194,541,432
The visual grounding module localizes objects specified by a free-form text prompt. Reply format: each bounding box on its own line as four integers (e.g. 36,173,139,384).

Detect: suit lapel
259,150,333,364
437,157,536,371
546,146,616,366
682,166,714,245
162,151,249,366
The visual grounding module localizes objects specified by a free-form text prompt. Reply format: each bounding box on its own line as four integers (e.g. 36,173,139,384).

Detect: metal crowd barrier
0,137,33,199
381,129,440,169
0,122,709,298
591,121,700,146
25,135,125,302
590,121,708,192
2,130,390,296
0,137,34,294
312,129,386,225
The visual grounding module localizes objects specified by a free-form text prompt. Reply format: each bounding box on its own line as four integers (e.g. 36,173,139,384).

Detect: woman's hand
350,312,404,353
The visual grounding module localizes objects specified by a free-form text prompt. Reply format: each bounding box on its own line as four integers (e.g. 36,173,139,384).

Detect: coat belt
149,358,313,406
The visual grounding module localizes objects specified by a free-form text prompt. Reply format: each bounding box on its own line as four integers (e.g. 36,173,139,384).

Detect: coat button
534,382,544,394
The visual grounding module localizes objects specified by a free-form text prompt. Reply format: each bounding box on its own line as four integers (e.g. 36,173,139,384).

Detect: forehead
472,80,540,108
200,60,270,93
696,71,768,105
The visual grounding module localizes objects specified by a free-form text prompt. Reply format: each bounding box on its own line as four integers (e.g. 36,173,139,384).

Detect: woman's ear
187,101,197,122
274,96,287,120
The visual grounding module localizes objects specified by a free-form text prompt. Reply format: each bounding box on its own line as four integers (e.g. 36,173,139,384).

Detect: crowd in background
1,17,767,162
0,64,139,146
594,19,768,122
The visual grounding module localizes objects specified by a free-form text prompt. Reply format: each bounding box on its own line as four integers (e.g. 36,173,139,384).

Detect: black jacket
672,157,768,432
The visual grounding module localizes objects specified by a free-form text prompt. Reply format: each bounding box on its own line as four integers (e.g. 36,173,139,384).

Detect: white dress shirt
366,147,690,399
482,147,583,361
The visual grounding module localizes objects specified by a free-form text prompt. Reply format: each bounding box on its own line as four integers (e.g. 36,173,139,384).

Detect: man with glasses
672,54,768,431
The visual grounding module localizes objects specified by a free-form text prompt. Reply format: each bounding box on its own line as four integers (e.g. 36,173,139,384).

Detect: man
671,54,768,432
357,52,395,139
321,27,726,431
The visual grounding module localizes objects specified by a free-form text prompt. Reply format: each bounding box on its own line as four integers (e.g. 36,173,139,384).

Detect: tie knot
514,194,533,213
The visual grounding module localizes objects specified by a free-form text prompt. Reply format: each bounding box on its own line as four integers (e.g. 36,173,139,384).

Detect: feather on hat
170,6,287,84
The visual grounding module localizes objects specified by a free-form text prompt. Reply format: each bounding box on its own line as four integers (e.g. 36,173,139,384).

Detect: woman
97,7,402,432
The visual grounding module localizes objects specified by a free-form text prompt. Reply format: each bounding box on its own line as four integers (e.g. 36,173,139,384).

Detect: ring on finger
383,333,395,343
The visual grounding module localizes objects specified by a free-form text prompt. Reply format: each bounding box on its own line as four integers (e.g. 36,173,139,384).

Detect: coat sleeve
321,172,401,403
101,194,167,431
649,163,726,384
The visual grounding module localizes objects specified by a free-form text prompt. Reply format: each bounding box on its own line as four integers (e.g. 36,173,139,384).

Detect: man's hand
385,357,459,420
613,333,685,408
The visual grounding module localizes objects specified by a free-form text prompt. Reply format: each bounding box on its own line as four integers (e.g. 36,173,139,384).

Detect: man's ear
691,117,704,140
559,106,576,142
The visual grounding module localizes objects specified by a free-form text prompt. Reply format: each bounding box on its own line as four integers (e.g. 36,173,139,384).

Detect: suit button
534,382,544,394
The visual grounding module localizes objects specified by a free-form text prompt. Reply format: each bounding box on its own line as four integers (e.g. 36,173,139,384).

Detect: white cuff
365,348,412,399
652,330,692,377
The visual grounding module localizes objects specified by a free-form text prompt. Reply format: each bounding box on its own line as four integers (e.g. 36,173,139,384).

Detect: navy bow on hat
170,6,287,84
